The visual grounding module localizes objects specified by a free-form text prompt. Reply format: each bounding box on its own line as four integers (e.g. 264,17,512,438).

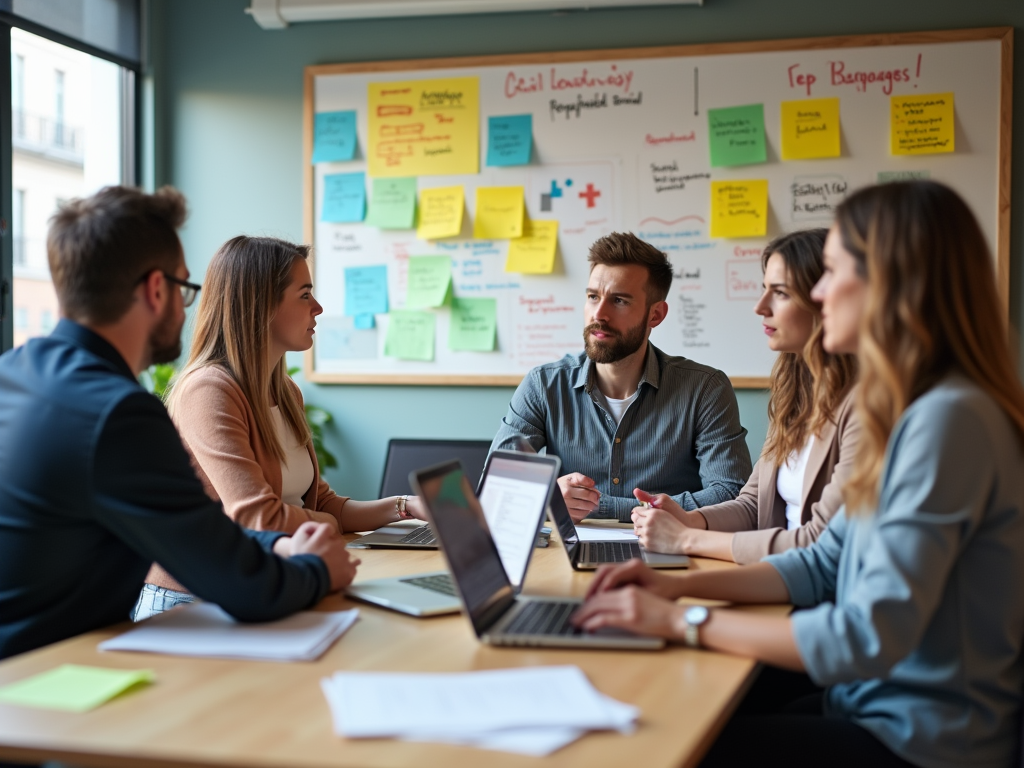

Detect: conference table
0,522,789,768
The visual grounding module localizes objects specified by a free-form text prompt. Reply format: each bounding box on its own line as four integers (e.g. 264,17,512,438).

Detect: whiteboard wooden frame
303,26,1013,387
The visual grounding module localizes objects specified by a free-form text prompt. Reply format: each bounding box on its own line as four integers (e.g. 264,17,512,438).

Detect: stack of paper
574,526,639,542
321,665,638,756
99,603,359,661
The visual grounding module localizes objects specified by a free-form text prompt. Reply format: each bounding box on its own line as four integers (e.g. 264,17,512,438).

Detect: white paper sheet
320,665,638,755
100,603,359,661
574,526,640,542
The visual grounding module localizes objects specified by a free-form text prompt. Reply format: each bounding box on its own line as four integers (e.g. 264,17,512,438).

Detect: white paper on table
99,603,359,661
320,665,639,751
574,526,639,542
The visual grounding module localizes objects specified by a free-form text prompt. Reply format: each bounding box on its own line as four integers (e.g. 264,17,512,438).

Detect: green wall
147,0,1024,501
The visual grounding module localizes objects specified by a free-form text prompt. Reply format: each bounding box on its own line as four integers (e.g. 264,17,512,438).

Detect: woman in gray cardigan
632,229,858,564
574,181,1024,768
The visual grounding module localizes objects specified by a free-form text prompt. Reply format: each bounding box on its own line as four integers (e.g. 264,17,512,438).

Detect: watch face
685,605,710,626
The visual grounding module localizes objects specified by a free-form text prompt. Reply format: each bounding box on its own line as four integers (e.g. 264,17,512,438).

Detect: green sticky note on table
385,311,435,361
708,104,767,167
366,177,417,229
0,664,154,712
449,298,497,352
406,255,452,309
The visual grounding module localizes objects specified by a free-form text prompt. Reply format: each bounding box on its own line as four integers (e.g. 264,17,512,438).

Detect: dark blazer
0,320,330,659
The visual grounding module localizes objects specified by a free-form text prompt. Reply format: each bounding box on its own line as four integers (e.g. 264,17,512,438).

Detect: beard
148,300,184,364
583,317,647,364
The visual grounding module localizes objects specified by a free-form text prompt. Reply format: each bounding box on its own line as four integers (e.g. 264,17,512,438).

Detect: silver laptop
412,460,665,650
345,451,560,617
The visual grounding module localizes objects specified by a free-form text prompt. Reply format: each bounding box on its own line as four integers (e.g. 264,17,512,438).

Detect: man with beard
490,232,751,523
0,186,357,660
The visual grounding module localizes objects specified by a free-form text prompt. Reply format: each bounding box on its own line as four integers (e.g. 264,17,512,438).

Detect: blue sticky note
345,266,388,323
487,114,532,167
312,110,357,163
322,172,366,223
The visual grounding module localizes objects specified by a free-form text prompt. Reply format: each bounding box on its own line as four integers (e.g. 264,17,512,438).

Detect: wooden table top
0,524,788,768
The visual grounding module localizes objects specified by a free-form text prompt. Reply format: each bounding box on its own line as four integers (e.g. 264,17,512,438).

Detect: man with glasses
0,186,358,660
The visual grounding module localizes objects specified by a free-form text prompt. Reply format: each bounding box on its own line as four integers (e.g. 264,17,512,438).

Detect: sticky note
708,104,767,167
890,93,955,155
0,664,154,712
321,172,366,223
506,219,558,274
368,77,479,177
474,187,525,239
366,177,417,229
449,297,497,352
311,110,357,164
710,180,769,238
384,311,435,361
417,186,464,240
877,169,930,183
487,114,533,166
780,98,841,160
344,266,388,328
405,255,452,308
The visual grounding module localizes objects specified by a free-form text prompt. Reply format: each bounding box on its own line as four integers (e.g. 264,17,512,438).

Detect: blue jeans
131,584,196,622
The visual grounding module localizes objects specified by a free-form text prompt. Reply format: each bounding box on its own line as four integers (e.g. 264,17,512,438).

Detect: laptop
345,451,560,617
548,484,690,569
412,460,665,649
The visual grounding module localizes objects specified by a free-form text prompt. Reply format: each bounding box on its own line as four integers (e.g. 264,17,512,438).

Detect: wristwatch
683,605,710,648
395,495,412,520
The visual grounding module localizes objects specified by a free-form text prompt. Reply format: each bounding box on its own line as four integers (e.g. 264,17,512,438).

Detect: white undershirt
271,405,315,507
604,389,640,425
776,436,814,531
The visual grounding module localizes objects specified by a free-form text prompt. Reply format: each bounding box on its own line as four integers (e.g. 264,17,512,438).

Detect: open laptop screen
477,452,559,590
412,462,515,635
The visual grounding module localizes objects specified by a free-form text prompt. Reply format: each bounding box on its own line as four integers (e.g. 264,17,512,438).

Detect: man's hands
557,473,601,522
571,560,689,639
272,521,360,592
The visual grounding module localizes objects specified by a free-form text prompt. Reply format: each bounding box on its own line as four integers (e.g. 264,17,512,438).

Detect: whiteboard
303,29,1011,386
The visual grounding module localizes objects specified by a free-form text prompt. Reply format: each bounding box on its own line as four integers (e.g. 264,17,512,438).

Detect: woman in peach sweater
135,236,425,620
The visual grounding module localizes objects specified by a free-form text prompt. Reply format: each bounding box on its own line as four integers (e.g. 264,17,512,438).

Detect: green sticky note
0,664,154,712
449,298,497,352
385,311,435,361
365,177,417,229
406,255,452,309
708,104,767,167
877,169,930,183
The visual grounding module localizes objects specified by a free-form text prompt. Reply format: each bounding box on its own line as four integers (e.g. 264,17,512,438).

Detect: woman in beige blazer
136,236,425,620
632,229,858,564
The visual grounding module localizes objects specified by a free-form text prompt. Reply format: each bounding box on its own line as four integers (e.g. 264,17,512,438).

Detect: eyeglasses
136,270,202,308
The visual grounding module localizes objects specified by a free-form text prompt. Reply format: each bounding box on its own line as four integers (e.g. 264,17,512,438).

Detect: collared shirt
0,320,330,659
490,343,752,522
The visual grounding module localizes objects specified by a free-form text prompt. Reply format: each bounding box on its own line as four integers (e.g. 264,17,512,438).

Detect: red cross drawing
578,183,602,208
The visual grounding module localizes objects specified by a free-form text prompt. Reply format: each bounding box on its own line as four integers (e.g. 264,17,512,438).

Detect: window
11,52,23,137
12,189,25,267
14,307,27,331
40,309,54,333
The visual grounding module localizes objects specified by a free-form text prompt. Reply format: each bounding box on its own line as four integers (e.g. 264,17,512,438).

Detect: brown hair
47,186,187,324
837,181,1024,512
760,229,859,466
587,232,674,303
167,236,310,463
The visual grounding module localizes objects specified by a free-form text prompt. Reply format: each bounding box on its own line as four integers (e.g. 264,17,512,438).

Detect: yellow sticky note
0,665,154,712
417,186,464,240
506,219,558,274
890,92,955,155
780,98,841,160
474,187,524,240
368,77,479,178
710,180,769,238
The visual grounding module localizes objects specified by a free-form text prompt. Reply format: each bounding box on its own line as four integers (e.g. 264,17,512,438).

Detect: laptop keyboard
400,573,457,597
504,601,582,637
582,541,643,563
397,526,437,545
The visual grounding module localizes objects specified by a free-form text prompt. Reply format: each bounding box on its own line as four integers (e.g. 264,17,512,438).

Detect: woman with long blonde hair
135,236,425,620
573,181,1024,768
632,229,858,563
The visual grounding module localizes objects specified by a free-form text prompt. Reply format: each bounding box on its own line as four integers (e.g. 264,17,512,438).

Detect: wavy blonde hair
761,229,858,466
837,181,1024,512
167,236,310,463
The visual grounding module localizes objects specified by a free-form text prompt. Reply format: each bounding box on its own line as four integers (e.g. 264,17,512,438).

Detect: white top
603,389,640,425
776,435,815,531
271,405,315,507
